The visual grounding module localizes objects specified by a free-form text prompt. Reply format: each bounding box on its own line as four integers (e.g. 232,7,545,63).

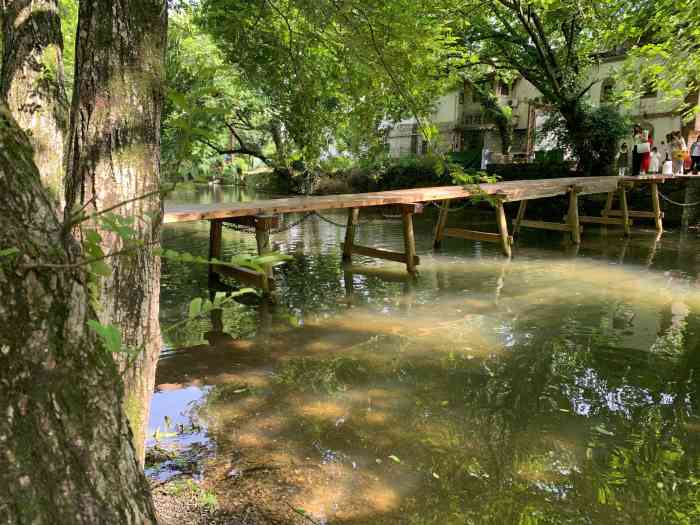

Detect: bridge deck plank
164,176,625,224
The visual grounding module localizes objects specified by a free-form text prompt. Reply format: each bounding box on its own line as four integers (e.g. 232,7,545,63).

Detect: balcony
461,112,493,129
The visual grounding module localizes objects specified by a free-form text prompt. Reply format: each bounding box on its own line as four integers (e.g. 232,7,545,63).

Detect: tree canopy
195,0,458,164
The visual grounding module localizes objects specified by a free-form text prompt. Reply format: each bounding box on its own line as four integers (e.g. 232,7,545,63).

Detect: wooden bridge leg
343,208,359,261
402,206,418,274
255,215,275,294
650,182,663,232
513,200,527,239
208,219,223,280
568,188,581,244
602,192,614,219
495,200,512,257
619,186,631,236
433,200,450,249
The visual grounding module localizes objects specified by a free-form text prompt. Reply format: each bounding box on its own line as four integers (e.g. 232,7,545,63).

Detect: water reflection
153,186,700,524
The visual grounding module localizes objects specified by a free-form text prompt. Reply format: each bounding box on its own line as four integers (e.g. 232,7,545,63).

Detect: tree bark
1,0,69,205
0,104,157,524
65,0,167,465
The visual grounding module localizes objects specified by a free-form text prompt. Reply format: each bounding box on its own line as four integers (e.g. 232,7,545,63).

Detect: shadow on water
150,186,700,524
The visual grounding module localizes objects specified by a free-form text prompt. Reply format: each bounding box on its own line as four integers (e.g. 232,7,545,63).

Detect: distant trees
196,0,454,165
448,0,624,173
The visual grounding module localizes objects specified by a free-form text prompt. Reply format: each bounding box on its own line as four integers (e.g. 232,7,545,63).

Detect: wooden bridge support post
433,200,450,249
402,205,418,274
602,192,614,219
568,187,581,244
255,215,275,294
208,219,223,281
343,208,360,261
650,182,663,232
619,186,631,236
513,200,527,239
495,199,512,257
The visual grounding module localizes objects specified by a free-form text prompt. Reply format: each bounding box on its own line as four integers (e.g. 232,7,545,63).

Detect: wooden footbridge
164,175,673,293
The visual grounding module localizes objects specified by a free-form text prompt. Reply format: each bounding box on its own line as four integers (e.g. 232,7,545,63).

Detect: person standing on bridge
671,131,687,175
618,142,629,176
649,146,662,174
632,125,644,176
690,137,700,174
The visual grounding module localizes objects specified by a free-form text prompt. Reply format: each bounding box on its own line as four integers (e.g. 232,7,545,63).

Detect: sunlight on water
149,186,700,524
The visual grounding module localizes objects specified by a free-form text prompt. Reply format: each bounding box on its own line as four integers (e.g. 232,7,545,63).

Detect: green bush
487,159,578,180
447,150,482,170
539,103,631,176
320,155,355,173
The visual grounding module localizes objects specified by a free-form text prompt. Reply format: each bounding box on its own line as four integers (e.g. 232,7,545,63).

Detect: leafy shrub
539,103,631,176
447,150,482,170
320,155,355,174
487,160,578,180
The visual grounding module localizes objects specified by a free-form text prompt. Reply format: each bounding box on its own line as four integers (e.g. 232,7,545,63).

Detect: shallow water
150,185,700,524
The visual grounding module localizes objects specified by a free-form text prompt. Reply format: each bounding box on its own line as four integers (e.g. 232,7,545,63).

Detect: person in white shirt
649,146,662,174
691,137,700,174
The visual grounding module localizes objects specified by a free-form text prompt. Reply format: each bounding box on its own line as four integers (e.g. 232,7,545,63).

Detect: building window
459,92,465,105
499,82,510,96
601,78,615,103
421,140,429,155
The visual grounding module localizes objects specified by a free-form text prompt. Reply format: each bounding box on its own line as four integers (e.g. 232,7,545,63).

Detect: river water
150,185,700,524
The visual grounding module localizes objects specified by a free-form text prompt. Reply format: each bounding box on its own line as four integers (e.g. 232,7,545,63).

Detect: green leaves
196,0,454,164
188,297,204,319
87,320,123,354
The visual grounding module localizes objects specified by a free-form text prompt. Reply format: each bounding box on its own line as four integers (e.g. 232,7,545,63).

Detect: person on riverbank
690,137,700,174
649,146,662,174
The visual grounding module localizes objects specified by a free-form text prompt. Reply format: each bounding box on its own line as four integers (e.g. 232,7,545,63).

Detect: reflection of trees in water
176,295,700,524
156,224,700,523
437,305,700,525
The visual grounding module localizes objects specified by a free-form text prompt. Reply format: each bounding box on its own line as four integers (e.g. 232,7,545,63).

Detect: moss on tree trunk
0,104,157,524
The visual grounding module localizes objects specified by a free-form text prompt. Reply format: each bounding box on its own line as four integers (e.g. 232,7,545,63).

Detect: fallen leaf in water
388,455,401,464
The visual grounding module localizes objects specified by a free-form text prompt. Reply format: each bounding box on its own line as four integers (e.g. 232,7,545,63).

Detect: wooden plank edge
578,216,632,225
343,243,420,266
212,264,268,289
443,227,513,245
519,219,581,232
607,210,664,219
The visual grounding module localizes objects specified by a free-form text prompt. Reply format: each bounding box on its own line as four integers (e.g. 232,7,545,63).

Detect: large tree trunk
1,0,69,205
65,0,167,465
0,105,157,524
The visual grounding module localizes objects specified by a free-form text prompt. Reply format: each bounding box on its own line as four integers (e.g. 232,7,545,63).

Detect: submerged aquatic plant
274,356,368,394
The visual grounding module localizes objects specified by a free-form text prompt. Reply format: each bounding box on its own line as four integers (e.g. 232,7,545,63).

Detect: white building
385,56,700,162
